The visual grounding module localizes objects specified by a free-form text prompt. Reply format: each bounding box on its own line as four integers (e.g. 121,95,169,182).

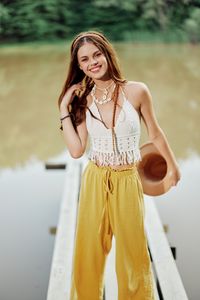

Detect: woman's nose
90,57,98,65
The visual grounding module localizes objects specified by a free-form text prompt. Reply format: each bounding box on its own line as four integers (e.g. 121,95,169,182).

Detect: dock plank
144,196,188,300
47,161,81,300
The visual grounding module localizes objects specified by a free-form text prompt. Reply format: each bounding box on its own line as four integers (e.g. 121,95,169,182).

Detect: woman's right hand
60,82,83,110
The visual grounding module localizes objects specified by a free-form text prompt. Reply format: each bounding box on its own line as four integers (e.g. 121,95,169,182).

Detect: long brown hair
58,31,126,130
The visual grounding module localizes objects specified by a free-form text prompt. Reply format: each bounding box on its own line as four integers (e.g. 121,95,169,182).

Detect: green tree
0,0,200,43
184,7,200,43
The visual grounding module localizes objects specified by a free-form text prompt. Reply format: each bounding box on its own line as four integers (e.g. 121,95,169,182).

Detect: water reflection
0,151,67,300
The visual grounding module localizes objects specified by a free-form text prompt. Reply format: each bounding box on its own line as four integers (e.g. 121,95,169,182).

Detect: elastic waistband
87,160,138,175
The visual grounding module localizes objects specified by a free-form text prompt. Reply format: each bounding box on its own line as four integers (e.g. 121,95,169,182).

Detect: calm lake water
0,42,200,300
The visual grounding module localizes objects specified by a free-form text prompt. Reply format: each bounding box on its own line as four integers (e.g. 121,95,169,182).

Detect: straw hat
138,142,171,196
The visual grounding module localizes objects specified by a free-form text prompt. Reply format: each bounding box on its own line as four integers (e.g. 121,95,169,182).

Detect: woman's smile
90,65,102,73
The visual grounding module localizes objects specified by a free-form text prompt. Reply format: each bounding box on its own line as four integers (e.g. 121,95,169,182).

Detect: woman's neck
93,79,114,90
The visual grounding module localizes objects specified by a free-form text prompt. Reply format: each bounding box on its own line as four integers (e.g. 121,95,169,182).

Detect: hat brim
138,142,171,196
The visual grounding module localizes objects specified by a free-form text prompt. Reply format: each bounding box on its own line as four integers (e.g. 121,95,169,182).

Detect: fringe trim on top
88,149,141,166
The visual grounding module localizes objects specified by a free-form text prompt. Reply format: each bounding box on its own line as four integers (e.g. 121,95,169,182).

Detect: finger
72,83,81,90
172,180,178,187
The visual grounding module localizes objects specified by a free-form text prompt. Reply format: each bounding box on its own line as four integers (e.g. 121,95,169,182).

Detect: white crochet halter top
86,87,141,166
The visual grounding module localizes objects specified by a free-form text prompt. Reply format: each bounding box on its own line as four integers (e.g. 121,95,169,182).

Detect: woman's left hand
168,164,181,187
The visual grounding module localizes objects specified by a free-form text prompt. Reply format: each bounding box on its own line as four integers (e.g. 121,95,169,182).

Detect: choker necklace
95,81,114,91
91,82,115,105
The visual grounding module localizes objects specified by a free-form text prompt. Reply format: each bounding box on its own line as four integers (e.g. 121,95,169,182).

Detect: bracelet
60,114,70,131
59,113,75,131
60,114,71,121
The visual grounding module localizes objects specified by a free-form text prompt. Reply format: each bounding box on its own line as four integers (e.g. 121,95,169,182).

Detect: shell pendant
91,83,115,105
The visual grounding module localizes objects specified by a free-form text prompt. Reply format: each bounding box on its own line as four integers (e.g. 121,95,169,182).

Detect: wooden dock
46,156,188,300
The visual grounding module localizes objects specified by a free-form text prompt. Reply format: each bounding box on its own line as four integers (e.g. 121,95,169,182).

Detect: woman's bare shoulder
122,81,150,108
124,80,149,95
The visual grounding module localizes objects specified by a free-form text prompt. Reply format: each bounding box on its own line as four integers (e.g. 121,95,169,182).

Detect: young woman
58,31,181,300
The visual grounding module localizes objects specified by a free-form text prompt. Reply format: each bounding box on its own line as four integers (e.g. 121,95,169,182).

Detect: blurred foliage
184,7,200,42
0,0,200,43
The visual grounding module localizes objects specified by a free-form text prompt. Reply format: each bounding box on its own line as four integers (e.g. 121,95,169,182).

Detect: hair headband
71,32,107,52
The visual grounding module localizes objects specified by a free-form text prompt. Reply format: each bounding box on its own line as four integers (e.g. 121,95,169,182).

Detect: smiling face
77,42,110,81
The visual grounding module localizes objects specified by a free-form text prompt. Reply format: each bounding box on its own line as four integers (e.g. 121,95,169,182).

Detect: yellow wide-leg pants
70,160,155,300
